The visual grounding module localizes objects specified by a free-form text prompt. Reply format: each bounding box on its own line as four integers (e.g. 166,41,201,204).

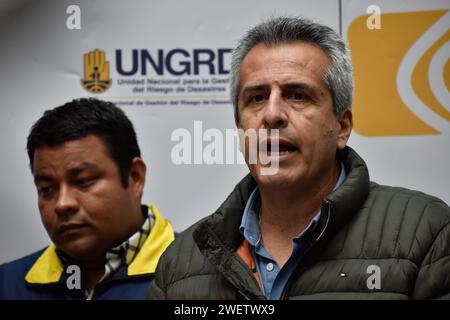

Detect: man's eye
37,186,54,196
251,94,265,103
77,179,91,188
76,178,96,188
292,92,305,101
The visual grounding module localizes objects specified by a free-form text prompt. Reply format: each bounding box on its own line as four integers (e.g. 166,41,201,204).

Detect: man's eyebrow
34,174,53,184
283,83,319,99
67,163,100,176
34,163,99,183
240,82,320,98
240,85,268,97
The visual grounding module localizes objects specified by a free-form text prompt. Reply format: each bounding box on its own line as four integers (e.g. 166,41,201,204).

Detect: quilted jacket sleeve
412,200,450,299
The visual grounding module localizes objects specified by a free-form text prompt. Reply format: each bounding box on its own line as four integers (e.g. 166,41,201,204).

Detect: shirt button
266,262,274,272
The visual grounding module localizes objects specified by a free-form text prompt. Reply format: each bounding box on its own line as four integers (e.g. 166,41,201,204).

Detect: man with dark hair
149,17,450,299
0,98,175,299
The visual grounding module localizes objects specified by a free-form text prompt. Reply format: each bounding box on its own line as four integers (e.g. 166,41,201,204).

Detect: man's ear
337,108,353,150
128,157,147,199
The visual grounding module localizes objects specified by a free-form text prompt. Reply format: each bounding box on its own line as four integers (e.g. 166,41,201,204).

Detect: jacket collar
127,205,174,276
194,174,263,299
292,147,370,273
317,147,370,240
25,204,174,285
193,146,370,298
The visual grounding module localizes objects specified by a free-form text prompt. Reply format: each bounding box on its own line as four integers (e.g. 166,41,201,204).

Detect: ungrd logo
348,10,450,136
81,49,112,94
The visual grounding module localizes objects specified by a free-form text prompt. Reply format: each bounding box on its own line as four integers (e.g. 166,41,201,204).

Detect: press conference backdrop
0,0,448,264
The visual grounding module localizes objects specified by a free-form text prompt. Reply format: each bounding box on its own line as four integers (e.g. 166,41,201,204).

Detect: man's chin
252,166,301,189
56,240,104,262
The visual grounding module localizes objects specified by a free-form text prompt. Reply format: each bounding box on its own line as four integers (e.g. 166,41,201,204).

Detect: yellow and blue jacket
0,205,174,300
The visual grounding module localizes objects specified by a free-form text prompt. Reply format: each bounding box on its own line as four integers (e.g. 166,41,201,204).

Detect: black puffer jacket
149,147,450,299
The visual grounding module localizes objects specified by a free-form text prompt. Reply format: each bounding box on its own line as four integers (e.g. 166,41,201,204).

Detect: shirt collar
240,162,346,246
101,206,154,280
239,185,262,246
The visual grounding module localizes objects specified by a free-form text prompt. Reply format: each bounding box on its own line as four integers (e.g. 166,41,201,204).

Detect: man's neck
258,160,340,267
80,259,106,292
80,205,147,291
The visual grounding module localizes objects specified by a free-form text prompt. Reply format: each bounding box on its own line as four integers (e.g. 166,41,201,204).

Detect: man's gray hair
230,16,353,122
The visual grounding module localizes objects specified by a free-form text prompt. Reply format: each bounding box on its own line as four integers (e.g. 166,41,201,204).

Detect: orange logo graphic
348,10,449,136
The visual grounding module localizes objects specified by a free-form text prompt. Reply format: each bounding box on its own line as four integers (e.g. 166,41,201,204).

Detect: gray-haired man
149,17,450,300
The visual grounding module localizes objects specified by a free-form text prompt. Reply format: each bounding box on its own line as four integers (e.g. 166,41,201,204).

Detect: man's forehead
33,161,100,177
242,42,328,69
35,135,109,158
239,42,329,88
32,136,110,173
247,41,325,57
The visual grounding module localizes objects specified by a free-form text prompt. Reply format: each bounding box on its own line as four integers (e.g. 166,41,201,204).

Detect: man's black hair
27,98,141,187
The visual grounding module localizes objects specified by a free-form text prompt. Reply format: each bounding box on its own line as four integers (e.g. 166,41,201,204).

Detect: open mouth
261,139,299,157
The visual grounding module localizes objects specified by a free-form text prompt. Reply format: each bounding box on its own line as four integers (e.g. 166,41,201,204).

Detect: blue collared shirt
239,163,346,299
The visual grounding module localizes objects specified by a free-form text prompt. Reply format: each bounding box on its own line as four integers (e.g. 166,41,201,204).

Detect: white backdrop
0,0,448,264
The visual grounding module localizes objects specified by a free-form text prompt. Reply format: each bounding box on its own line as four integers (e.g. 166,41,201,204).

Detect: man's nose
55,185,79,216
263,91,288,129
